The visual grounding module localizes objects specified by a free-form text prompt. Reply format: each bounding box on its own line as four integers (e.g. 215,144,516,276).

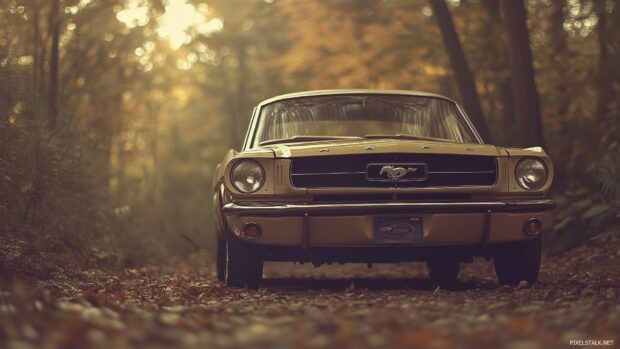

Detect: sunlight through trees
0,0,618,263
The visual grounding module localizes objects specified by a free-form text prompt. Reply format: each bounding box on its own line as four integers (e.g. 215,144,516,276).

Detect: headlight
515,158,548,191
230,160,265,193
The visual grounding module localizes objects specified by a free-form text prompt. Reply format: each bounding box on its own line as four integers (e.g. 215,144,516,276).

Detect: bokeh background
0,0,618,268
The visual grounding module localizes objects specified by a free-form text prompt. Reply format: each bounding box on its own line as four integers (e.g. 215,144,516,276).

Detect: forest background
0,0,618,271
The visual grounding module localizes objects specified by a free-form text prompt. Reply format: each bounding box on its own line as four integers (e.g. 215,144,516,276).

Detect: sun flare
116,0,222,50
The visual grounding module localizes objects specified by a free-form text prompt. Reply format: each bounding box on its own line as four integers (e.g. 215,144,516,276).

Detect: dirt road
1,232,619,349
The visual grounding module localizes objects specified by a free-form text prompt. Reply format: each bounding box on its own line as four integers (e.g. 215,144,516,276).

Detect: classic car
212,90,555,289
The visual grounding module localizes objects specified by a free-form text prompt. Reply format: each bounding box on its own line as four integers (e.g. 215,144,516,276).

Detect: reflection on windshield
254,95,477,146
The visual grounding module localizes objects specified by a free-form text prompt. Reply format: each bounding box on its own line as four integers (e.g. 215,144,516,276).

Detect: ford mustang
212,90,555,289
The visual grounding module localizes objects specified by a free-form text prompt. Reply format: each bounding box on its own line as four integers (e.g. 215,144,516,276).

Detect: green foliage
545,157,620,255
0,121,111,268
590,160,620,201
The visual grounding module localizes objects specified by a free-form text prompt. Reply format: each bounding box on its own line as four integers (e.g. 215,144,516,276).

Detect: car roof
257,89,457,107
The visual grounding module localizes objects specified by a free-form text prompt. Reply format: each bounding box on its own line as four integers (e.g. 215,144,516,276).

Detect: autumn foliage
0,0,619,268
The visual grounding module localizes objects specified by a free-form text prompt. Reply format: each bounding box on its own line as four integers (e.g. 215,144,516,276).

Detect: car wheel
494,237,541,286
225,236,263,289
426,259,460,288
216,235,226,282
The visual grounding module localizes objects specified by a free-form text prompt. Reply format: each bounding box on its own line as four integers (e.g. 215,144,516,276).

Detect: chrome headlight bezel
515,157,548,191
230,159,265,193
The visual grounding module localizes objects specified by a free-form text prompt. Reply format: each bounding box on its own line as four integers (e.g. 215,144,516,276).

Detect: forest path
1,232,619,349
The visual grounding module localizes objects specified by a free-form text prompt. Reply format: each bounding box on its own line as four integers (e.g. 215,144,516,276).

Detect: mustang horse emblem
379,165,418,180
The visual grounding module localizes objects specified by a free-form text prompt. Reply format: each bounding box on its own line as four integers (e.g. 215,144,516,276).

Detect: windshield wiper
260,135,360,146
362,134,455,143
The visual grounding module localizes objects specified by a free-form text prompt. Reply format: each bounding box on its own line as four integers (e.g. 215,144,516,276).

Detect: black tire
494,237,541,286
216,235,226,282
225,236,263,289
426,259,460,288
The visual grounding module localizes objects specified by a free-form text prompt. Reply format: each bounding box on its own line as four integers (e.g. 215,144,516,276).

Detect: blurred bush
0,121,111,271
545,155,620,255
0,120,211,272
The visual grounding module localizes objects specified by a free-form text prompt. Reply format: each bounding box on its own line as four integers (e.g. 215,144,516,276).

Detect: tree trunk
429,0,491,142
548,0,571,123
546,0,571,189
594,0,613,121
32,2,41,121
48,0,60,129
481,0,517,146
501,0,546,148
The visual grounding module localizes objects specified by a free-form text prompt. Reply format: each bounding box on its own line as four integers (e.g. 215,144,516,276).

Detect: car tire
216,235,226,282
225,236,263,289
426,259,460,288
494,237,541,286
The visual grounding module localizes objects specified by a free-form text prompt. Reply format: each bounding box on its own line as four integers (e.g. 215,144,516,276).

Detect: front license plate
374,217,423,243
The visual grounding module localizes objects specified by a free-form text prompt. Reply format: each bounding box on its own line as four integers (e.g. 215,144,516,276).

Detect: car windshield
253,95,478,147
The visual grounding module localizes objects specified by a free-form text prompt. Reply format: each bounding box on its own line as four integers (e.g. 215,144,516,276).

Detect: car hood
266,139,506,158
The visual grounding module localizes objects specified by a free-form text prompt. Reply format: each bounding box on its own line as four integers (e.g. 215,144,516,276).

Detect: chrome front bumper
222,199,556,216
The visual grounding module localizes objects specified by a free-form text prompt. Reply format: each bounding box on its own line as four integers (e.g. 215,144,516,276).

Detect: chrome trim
229,159,266,193
515,157,549,191
291,171,366,176
304,185,495,191
243,107,259,151
242,222,262,240
455,103,484,144
290,170,496,176
365,162,428,182
289,158,499,190
522,218,542,236
257,90,459,107
249,91,485,149
222,199,556,216
427,170,496,174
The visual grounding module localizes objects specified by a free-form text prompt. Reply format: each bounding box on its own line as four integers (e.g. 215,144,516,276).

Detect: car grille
290,154,497,188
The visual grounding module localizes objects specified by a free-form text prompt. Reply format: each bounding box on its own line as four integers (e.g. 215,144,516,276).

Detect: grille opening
291,153,497,188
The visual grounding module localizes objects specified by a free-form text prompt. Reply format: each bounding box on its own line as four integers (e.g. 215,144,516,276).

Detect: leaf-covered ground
1,232,619,349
